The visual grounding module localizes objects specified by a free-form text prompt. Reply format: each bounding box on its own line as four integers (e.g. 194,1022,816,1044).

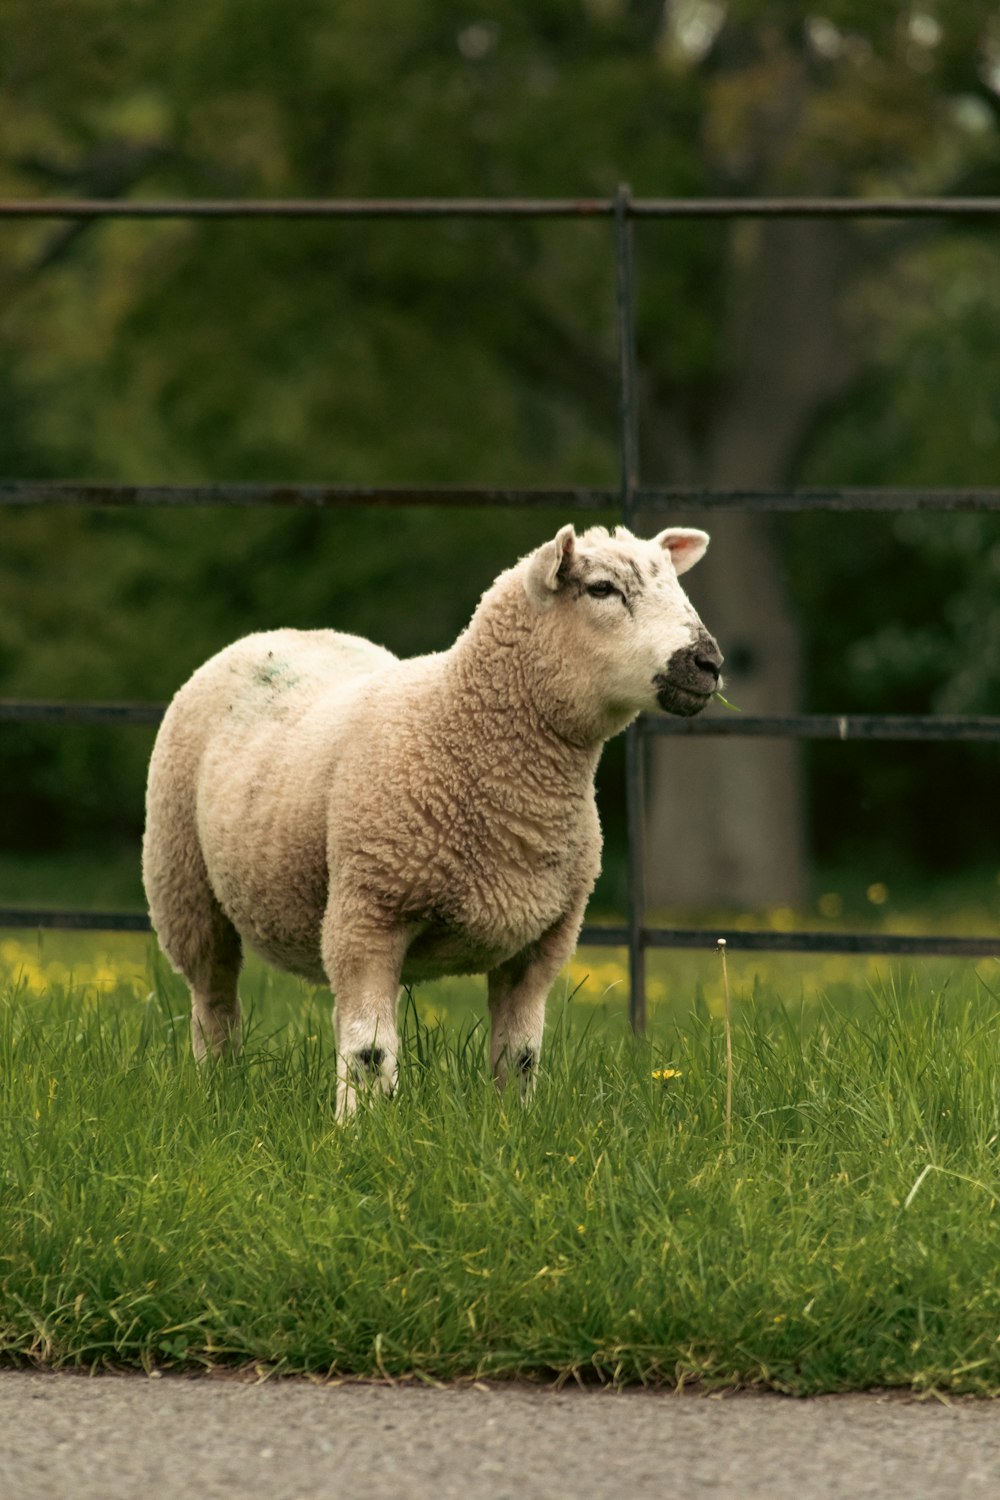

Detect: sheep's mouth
655,637,723,717
653,677,713,718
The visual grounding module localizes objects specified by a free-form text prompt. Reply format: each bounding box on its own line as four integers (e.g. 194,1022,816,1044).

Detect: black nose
655,630,724,716
695,635,723,682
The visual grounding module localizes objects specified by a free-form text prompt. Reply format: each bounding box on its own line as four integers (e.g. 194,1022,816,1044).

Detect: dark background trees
1,0,999,914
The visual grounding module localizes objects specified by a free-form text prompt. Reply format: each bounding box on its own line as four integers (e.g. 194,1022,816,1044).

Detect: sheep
142,522,722,1119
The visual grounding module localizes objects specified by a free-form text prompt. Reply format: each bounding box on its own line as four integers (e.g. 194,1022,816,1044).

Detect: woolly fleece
142,523,720,1117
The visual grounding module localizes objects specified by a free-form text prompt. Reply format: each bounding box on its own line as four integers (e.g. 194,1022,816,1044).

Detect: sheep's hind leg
188,905,243,1062
148,868,243,1061
143,732,244,1061
323,917,409,1121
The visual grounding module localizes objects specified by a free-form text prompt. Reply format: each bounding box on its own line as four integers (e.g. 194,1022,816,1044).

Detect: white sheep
143,522,721,1118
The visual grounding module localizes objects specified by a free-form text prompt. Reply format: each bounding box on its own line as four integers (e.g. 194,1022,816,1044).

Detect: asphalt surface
2,1370,999,1500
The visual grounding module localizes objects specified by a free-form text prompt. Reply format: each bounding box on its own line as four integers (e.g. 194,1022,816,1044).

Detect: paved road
2,1370,999,1500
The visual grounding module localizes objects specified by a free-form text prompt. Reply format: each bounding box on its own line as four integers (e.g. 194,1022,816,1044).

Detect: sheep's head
523,523,723,738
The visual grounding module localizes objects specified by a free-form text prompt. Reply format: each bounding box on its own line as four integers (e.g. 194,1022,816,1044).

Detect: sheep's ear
524,524,576,607
655,527,710,576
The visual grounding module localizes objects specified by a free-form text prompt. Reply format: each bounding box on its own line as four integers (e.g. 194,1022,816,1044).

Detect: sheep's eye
586,580,622,601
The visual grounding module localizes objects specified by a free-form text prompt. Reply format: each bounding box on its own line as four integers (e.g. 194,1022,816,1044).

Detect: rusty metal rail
6,702,1000,741
4,195,1000,219
5,481,1000,511
3,191,999,1011
0,908,994,960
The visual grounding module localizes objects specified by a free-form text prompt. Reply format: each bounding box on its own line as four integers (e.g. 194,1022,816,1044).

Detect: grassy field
3,934,1000,1393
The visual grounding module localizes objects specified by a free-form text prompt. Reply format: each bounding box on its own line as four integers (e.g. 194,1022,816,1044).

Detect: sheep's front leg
323,916,410,1122
488,901,585,1097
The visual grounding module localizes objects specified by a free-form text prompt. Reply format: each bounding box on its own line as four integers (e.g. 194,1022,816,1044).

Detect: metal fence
2,189,999,1029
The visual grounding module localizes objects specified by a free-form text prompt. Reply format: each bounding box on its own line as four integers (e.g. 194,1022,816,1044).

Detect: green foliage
790,234,1000,867
1,0,1000,874
4,967,1000,1391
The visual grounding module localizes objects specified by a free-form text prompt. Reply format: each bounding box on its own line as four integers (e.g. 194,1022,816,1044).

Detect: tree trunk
641,218,860,910
643,511,807,910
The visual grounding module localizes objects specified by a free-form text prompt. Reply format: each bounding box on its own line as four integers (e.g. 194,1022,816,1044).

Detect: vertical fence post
614,184,647,1035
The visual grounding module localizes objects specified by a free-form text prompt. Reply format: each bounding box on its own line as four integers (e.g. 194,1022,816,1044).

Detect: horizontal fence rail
0,910,994,960
647,714,1000,742
0,701,166,726
6,196,1000,220
5,481,1000,512
2,193,999,1011
0,910,155,933
0,482,619,512
582,927,1000,959
4,701,1000,741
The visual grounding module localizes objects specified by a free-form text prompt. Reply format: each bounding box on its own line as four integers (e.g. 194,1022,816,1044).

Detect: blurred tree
0,0,998,902
639,0,1000,905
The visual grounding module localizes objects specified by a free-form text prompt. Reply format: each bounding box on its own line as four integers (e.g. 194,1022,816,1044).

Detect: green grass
3,958,1000,1393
